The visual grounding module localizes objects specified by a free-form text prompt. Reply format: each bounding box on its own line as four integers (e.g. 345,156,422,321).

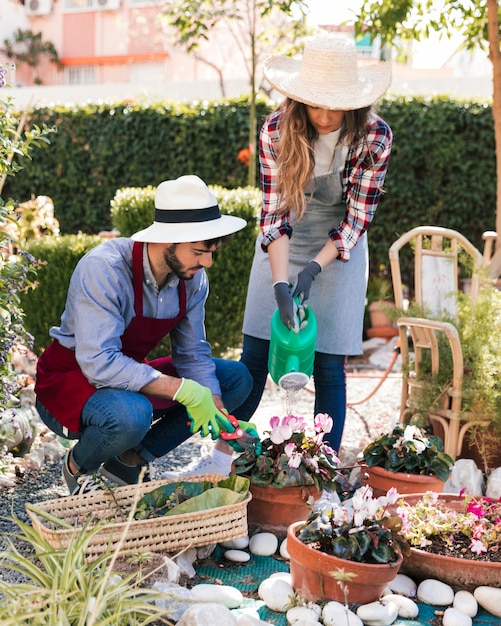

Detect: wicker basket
26,473,251,561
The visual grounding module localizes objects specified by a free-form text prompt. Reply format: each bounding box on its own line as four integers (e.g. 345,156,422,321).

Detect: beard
163,244,200,280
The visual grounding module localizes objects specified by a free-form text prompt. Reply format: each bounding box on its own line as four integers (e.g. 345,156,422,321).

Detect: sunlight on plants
0,513,174,625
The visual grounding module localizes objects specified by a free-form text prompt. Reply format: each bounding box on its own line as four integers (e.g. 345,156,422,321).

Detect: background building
0,0,493,107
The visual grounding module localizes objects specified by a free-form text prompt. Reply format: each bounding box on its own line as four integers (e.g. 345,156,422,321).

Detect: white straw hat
264,35,392,111
131,175,247,243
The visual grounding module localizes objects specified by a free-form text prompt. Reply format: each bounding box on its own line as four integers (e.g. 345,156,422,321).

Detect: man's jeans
36,358,252,474
232,334,347,452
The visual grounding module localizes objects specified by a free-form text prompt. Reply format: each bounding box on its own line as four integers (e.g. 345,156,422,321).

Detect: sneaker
62,451,103,496
99,456,152,486
161,446,231,479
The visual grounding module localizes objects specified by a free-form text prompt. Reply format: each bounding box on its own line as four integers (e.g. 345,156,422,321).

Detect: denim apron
35,242,187,434
243,144,368,355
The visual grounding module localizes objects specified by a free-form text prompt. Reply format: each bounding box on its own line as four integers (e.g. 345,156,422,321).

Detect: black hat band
154,205,220,223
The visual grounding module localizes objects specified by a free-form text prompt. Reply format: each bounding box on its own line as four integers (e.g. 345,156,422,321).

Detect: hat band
155,205,220,223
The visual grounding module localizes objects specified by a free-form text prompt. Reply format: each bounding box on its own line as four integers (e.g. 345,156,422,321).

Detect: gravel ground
0,338,402,582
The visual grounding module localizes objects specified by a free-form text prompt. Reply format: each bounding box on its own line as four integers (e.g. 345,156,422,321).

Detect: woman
234,35,393,452
167,35,392,479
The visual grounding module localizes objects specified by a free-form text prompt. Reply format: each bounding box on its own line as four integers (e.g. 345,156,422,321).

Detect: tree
160,0,311,186
2,29,62,85
354,0,501,276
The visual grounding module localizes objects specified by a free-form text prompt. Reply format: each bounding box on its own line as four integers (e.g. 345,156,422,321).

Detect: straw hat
131,175,246,243
264,35,391,111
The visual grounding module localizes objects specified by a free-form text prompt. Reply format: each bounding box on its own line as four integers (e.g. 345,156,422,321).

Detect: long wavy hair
275,98,371,219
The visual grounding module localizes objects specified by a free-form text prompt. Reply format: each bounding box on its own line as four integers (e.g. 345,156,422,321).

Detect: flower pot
396,494,501,591
366,301,398,339
247,483,320,535
287,522,403,604
362,464,445,497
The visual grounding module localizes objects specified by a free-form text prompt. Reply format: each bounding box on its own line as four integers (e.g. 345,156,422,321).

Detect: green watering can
268,300,318,391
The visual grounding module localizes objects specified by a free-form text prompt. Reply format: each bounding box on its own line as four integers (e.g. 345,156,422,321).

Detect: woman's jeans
36,358,252,474
232,334,347,452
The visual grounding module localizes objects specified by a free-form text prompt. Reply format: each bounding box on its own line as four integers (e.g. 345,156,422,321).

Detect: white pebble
280,537,290,559
220,535,250,549
381,594,419,619
236,613,274,625
474,586,501,618
322,601,363,626
249,532,278,556
356,599,399,626
417,579,454,606
443,607,472,626
224,549,251,563
258,577,294,613
270,571,292,585
453,590,478,617
191,583,243,608
386,573,417,598
286,605,320,623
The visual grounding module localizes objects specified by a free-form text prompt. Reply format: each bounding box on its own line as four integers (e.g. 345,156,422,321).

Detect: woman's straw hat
264,35,391,111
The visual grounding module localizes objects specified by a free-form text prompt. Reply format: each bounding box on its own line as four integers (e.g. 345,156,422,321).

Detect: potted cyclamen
231,413,339,534
361,424,454,496
287,485,409,604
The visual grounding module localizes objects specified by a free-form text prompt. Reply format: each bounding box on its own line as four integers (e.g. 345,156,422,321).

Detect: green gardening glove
173,378,232,440
223,420,262,455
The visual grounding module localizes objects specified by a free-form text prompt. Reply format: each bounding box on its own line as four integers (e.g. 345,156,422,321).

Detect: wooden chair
389,225,483,314
388,226,488,459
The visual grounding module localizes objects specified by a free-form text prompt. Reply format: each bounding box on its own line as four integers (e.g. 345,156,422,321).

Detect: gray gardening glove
292,260,322,303
273,281,299,332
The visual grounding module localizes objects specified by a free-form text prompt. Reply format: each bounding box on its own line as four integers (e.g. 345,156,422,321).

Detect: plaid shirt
259,109,393,261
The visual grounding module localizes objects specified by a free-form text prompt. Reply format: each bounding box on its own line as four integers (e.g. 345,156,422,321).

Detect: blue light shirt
49,238,221,396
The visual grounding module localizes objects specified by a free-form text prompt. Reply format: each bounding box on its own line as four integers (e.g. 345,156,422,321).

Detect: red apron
35,241,187,434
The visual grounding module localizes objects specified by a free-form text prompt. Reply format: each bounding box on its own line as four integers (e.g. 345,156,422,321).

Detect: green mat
195,548,501,625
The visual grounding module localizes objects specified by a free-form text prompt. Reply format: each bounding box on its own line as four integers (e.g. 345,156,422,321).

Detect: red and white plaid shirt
259,109,393,261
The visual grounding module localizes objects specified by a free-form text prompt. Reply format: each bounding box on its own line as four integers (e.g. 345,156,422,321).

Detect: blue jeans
232,334,347,452
36,358,252,474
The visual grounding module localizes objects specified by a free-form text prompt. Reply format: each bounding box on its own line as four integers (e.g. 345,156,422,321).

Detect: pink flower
467,501,486,518
470,538,487,555
283,414,307,433
284,442,302,468
314,413,333,434
269,415,280,429
269,420,293,444
472,522,487,540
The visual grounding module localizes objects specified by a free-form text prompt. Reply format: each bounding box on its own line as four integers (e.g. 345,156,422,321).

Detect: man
35,175,255,495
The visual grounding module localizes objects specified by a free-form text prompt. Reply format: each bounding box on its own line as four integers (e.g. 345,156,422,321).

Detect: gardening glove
223,420,262,455
173,378,232,440
274,281,299,333
292,260,322,303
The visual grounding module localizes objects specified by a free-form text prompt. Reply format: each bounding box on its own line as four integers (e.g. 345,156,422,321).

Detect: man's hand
292,260,322,303
274,282,299,332
223,420,262,454
173,378,232,439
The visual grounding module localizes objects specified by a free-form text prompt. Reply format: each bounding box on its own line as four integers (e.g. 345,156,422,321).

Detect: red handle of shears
219,414,245,440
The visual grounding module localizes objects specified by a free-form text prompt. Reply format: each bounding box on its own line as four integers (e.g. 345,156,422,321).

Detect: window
65,65,95,84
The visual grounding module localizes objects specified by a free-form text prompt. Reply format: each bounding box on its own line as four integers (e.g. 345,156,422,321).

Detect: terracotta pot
287,522,403,604
367,301,398,339
247,483,320,535
395,494,501,591
362,464,445,497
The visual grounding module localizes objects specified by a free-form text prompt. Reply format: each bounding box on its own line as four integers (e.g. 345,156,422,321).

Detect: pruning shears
220,413,261,453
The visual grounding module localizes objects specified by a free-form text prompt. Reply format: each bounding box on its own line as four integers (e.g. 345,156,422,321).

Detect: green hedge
7,94,497,289
20,186,261,357
374,96,496,288
20,233,103,354
5,96,271,234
